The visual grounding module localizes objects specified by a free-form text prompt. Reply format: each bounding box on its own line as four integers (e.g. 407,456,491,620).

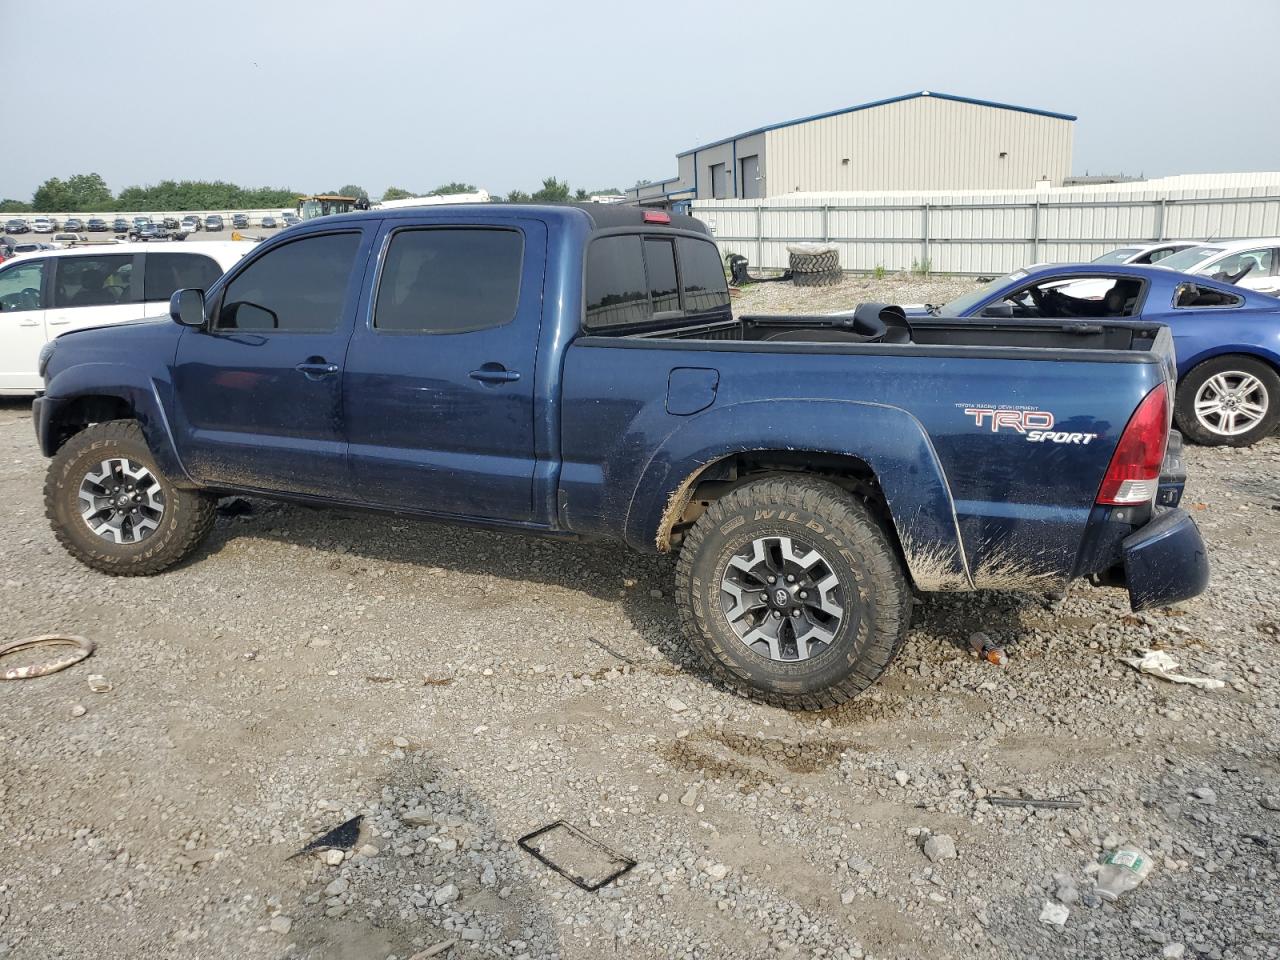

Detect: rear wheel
675,476,911,710
45,420,216,576
1175,356,1280,447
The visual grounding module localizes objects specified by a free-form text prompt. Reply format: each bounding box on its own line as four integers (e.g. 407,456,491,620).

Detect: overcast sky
3,0,1277,200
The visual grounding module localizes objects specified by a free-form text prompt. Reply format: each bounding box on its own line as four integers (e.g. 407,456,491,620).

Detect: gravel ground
1,288,1278,959
731,272,983,315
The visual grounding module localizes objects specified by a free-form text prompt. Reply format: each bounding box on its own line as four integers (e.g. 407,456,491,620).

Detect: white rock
69,704,87,718
893,770,910,787
392,736,410,748
840,889,856,905
1163,944,1186,959
679,785,700,807
1038,901,1069,926
324,849,344,866
269,916,292,935
922,834,957,863
324,877,349,897
666,698,689,713
704,863,730,881
403,808,434,826
432,883,460,905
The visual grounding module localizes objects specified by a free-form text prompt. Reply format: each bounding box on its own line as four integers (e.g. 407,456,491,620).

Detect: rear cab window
584,232,729,332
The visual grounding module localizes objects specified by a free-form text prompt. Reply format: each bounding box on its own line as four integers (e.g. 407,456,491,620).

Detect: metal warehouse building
627,90,1075,205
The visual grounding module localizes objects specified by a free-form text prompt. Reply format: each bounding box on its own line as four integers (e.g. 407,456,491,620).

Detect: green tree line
1,173,626,214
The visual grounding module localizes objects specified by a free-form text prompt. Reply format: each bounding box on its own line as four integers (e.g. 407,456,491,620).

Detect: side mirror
170,288,206,328
981,303,1014,319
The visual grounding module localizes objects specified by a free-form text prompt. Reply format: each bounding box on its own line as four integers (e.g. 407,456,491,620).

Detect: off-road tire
789,250,839,274
1175,355,1280,447
793,268,842,287
675,476,911,710
45,420,216,576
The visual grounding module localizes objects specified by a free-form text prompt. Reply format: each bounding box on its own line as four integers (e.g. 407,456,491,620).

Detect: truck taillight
1096,385,1169,506
642,210,671,224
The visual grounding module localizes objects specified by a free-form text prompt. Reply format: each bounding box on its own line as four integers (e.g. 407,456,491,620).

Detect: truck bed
614,312,1170,357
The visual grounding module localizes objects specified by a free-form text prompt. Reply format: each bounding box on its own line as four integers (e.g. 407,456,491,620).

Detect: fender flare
623,398,972,591
41,363,190,484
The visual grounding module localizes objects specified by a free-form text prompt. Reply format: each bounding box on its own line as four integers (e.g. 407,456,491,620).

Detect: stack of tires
787,243,842,287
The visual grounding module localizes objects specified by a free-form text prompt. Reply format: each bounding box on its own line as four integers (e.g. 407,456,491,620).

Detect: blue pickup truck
32,204,1209,709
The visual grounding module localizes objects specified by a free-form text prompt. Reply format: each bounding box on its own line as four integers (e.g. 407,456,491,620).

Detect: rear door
138,250,227,318
343,219,547,521
172,227,374,497
45,251,143,336
0,258,48,391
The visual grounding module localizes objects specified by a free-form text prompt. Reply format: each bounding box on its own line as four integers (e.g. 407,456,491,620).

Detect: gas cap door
666,367,719,416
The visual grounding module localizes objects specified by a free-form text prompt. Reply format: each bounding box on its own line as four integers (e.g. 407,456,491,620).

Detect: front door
0,258,48,391
172,228,373,498
343,220,547,521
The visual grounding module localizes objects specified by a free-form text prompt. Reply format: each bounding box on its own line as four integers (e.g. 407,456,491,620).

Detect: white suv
0,241,251,394
31,217,55,234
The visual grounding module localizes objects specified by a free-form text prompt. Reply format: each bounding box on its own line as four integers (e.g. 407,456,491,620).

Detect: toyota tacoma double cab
33,204,1209,708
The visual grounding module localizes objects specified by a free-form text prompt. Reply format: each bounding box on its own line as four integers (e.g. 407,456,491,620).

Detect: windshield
938,270,1027,315
1159,246,1223,272
1091,247,1141,264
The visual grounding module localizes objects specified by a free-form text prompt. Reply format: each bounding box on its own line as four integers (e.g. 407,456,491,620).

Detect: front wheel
1175,356,1280,447
675,476,911,710
45,420,216,576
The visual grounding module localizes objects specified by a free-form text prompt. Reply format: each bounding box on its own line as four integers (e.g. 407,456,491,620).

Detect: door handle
468,364,520,384
295,358,340,380
48,318,70,326
19,319,40,327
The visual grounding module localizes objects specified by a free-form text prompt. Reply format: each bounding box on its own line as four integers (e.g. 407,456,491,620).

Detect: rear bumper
1120,508,1209,611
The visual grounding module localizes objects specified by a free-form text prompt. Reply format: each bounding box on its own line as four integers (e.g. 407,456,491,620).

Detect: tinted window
52,254,135,308
217,232,359,332
144,252,223,301
375,229,523,333
585,235,650,329
0,260,44,311
1175,282,1243,309
1160,246,1223,272
677,237,730,313
645,238,680,314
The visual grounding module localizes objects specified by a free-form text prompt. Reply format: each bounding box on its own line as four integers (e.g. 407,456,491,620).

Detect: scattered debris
665,697,689,713
1120,649,1225,690
69,704,86,718
408,940,458,959
1095,846,1153,902
365,675,394,683
1038,900,1070,926
0,634,95,680
518,820,636,891
86,674,112,693
287,814,363,861
968,632,1008,666
989,795,1084,810
422,675,453,687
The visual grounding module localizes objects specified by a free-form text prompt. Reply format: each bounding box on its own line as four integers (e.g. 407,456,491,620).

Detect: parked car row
3,212,303,236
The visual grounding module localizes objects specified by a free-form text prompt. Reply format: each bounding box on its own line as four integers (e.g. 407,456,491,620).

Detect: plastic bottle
1095,846,1153,902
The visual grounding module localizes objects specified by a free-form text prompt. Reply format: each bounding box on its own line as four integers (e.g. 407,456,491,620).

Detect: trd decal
962,407,1097,444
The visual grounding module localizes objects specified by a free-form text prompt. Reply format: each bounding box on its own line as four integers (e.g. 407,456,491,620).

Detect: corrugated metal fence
691,174,1280,275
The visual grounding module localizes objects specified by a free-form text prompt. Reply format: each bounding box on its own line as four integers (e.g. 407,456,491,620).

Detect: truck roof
312,202,710,235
